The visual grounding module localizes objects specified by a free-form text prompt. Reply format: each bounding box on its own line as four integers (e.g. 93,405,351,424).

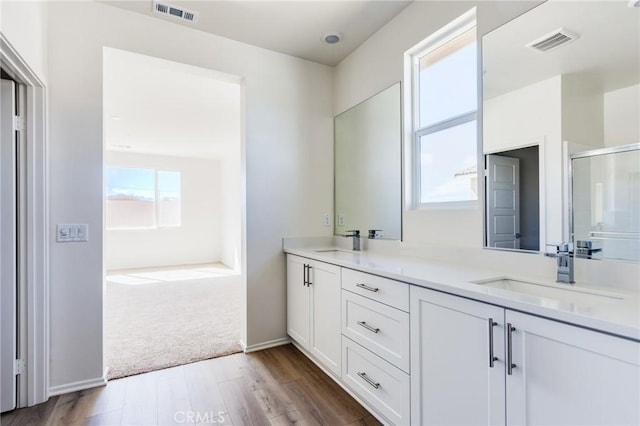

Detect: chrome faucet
344,230,361,251
545,242,575,284
368,229,383,239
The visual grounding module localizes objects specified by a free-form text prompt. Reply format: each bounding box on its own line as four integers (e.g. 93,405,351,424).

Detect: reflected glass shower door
572,145,640,262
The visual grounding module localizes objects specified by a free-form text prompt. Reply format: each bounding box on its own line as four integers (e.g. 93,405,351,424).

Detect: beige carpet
105,267,242,379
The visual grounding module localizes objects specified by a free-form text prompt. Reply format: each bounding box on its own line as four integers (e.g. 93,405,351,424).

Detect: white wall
105,151,222,271
334,0,540,248
0,0,48,84
47,1,333,390
484,77,561,152
561,74,604,149
604,84,640,147
220,151,242,271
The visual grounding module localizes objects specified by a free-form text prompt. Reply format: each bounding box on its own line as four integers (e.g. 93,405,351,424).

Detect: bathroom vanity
284,246,639,425
289,1,640,424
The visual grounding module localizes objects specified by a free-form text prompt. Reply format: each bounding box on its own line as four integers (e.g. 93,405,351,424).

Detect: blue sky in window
420,120,477,203
419,42,477,127
106,167,155,200
158,171,181,200
418,40,478,203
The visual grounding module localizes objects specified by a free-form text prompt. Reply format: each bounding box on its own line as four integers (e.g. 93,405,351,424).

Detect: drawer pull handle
357,372,380,389
357,321,380,334
356,283,379,292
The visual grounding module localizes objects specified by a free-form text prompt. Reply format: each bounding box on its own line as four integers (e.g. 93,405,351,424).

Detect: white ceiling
103,47,242,159
483,1,640,99
102,0,412,66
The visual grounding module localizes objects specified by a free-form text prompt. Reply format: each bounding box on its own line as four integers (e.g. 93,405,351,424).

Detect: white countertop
285,246,640,341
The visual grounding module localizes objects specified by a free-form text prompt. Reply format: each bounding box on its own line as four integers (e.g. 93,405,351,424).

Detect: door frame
1,33,50,407
483,138,546,251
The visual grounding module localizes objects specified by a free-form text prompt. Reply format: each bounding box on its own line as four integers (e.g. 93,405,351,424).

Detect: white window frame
404,8,478,210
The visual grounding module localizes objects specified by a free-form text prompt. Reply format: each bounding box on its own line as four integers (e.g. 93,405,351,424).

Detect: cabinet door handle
507,323,517,375
307,265,312,286
488,318,499,368
303,264,308,286
356,283,379,292
357,372,380,389
357,321,380,334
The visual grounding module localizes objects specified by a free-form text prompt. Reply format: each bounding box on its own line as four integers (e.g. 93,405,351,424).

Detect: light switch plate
57,224,89,242
323,213,330,226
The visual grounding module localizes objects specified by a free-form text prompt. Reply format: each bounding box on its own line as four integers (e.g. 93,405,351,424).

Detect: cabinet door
506,310,640,425
287,255,310,349
411,286,506,426
309,260,342,376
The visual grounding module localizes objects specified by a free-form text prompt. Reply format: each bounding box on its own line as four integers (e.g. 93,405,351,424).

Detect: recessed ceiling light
323,32,343,45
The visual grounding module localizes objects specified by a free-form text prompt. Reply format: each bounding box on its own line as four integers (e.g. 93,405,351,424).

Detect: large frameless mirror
334,83,402,240
482,1,639,257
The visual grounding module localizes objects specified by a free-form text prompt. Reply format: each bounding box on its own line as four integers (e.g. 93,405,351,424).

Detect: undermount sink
471,277,625,307
314,249,359,257
313,249,366,265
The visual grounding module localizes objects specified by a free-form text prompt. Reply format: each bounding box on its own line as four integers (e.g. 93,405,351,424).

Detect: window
106,167,181,229
408,9,478,207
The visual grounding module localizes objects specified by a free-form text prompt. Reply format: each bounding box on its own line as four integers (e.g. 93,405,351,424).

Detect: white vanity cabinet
410,286,506,425
506,310,640,425
410,286,640,426
286,255,341,376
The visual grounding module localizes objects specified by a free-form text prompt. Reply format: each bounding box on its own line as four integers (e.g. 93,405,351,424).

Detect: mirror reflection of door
485,146,540,251
486,155,520,249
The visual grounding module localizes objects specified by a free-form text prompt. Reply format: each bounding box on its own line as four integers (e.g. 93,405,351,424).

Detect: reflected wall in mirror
334,83,401,240
572,144,640,262
482,1,639,257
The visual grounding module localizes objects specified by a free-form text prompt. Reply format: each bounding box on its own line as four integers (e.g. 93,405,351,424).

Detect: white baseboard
49,374,107,396
240,337,291,353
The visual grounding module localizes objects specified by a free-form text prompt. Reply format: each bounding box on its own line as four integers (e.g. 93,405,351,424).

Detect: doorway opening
485,145,540,251
1,69,27,413
1,35,49,410
102,48,244,379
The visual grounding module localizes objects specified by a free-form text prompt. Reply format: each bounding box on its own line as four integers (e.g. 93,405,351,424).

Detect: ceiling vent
526,28,579,53
153,1,198,23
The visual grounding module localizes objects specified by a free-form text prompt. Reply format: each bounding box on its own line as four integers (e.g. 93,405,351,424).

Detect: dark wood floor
1,344,381,426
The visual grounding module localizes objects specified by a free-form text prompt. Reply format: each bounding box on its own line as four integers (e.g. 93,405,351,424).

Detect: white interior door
486,154,521,249
1,78,18,413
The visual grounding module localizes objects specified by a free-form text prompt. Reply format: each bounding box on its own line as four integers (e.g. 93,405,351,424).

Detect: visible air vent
153,1,198,23
526,28,579,53
155,3,168,14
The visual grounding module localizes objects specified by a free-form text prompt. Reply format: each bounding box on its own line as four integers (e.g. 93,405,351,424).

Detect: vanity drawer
342,268,409,312
342,291,409,372
342,336,410,426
